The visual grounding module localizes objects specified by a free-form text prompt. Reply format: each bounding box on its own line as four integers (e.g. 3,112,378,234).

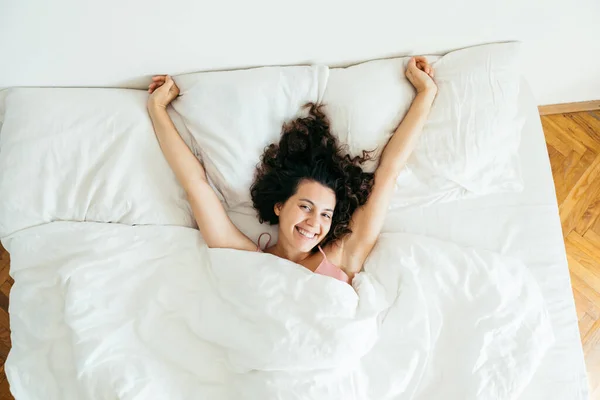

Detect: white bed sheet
379,79,589,399
0,78,588,399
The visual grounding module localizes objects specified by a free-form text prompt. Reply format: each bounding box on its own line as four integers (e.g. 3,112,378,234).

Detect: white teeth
297,227,316,239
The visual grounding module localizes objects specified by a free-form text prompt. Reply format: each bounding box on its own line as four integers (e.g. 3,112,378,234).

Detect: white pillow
0,42,522,237
172,65,329,212
0,88,196,237
323,42,523,207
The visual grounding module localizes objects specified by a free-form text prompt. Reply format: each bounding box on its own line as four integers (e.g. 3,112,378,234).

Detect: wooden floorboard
0,243,12,400
0,111,598,399
543,110,600,399
538,100,600,116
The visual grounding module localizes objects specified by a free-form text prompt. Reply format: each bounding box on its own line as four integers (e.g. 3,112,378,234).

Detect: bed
0,47,590,399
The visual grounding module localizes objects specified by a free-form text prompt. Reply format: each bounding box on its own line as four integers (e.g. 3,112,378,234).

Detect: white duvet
3,221,553,400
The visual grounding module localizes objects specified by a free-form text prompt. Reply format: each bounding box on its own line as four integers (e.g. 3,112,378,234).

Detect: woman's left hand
147,75,180,109
405,56,437,95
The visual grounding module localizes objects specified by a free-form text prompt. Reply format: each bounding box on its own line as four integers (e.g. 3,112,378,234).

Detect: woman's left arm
341,57,437,276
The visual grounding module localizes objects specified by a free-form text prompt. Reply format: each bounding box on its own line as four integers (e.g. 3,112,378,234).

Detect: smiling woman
147,58,437,284
250,104,374,278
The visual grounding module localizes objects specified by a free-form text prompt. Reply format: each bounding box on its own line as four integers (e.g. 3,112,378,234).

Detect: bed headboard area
0,0,599,105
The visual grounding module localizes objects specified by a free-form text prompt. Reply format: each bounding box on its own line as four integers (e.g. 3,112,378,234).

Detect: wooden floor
0,111,598,398
0,243,13,399
543,110,600,399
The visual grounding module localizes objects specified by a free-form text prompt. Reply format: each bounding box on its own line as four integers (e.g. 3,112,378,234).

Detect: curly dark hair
250,103,375,251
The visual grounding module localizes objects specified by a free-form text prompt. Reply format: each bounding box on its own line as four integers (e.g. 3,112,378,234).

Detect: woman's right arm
147,75,256,251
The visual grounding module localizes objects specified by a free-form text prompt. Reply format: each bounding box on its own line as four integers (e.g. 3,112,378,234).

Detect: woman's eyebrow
299,198,334,212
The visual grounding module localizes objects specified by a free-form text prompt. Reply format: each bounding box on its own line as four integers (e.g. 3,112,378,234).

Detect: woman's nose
305,216,317,227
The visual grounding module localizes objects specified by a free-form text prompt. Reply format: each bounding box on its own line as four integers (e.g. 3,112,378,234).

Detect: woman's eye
301,205,310,211
323,214,332,219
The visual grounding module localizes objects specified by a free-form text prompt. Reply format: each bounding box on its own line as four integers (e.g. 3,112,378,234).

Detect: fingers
148,75,171,93
156,75,173,85
422,63,434,78
413,56,428,65
148,83,159,93
416,59,428,71
148,81,164,93
410,56,429,71
412,57,435,79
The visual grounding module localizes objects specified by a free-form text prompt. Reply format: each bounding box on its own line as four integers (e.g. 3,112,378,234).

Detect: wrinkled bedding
3,222,553,400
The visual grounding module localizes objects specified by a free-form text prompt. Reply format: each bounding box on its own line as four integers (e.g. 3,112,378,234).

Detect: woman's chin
293,241,315,253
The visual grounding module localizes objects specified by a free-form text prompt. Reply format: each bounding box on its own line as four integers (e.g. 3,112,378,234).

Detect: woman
147,57,437,284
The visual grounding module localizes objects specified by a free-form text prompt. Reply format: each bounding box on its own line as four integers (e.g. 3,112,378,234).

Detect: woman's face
275,180,336,253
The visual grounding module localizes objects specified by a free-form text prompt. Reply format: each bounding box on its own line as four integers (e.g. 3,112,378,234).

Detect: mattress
379,79,589,399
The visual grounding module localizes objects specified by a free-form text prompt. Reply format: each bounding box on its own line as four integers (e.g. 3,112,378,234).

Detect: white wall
0,0,599,105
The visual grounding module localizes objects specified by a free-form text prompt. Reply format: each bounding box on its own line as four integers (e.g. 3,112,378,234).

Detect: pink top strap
256,234,350,284
317,245,327,258
315,246,350,284
257,232,272,251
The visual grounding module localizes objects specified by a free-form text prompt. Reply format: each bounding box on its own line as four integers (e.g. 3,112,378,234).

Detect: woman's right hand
405,56,437,95
148,75,180,109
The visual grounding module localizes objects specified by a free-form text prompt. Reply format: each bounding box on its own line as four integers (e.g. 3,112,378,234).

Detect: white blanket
2,222,553,400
